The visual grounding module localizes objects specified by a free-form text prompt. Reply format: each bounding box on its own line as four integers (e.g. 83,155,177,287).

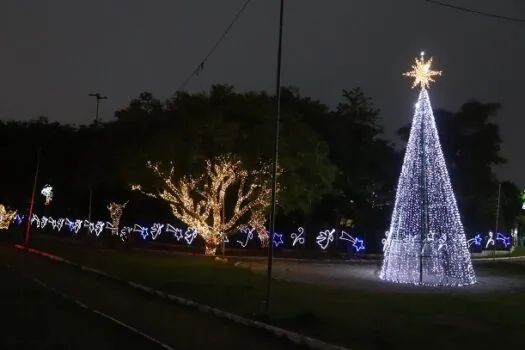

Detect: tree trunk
258,233,269,248
204,240,219,256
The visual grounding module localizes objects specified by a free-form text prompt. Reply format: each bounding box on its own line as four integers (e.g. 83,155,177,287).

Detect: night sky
1,0,523,186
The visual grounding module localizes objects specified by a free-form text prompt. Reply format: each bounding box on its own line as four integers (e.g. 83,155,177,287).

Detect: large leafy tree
91,85,336,235
298,87,398,241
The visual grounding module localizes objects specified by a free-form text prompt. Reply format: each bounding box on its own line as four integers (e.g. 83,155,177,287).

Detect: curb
14,244,350,350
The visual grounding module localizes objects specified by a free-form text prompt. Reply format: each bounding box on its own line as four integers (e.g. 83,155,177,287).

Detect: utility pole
493,182,502,261
87,93,108,227
265,0,285,317
221,198,226,257
25,148,42,245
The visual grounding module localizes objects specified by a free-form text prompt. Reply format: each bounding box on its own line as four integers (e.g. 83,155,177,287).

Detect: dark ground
23,236,525,350
0,263,166,350
0,244,304,350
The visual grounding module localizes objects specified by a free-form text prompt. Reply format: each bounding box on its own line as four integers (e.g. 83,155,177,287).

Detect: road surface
0,245,303,350
0,263,166,349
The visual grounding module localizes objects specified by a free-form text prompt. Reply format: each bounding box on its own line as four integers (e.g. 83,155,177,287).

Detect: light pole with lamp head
265,0,285,317
87,93,108,226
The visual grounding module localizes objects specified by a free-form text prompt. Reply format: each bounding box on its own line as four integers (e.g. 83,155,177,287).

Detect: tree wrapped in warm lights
0,205,16,230
107,201,128,235
380,52,476,286
133,154,276,255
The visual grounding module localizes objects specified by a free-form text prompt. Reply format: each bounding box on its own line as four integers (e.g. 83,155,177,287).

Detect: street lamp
87,93,108,226
88,93,108,124
265,0,285,316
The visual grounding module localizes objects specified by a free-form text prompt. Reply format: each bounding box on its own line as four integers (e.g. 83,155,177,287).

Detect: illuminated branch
107,201,128,235
0,205,16,230
132,154,279,255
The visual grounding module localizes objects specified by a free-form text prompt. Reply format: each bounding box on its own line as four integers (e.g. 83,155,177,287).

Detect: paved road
0,245,302,350
243,258,525,294
0,263,165,350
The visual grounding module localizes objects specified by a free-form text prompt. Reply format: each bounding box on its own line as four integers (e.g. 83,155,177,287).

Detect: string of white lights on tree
132,154,278,255
379,52,477,287
0,205,17,230
107,201,128,236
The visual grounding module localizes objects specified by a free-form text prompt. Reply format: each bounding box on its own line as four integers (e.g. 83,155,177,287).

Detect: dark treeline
0,85,521,247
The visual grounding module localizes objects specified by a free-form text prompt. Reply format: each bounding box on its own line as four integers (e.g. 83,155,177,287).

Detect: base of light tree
204,244,218,256
380,239,477,287
258,234,269,248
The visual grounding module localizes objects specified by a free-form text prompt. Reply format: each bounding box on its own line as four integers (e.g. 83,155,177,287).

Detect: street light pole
25,148,42,245
493,182,502,261
87,93,108,226
265,0,285,316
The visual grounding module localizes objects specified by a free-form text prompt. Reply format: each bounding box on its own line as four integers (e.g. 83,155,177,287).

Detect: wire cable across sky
424,0,525,23
178,0,253,91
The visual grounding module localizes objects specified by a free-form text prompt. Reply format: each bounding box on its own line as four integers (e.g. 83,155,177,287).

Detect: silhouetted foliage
0,86,520,247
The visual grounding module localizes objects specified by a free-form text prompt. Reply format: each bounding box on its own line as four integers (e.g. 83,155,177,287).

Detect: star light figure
352,238,366,252
403,51,442,90
272,232,284,247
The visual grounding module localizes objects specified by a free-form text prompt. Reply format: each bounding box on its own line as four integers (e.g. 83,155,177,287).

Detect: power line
424,0,525,23
178,0,253,91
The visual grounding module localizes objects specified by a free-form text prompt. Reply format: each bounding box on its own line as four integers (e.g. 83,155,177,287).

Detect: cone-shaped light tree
380,52,476,286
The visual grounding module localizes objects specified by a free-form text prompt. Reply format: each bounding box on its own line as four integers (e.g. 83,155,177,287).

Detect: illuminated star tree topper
403,51,442,90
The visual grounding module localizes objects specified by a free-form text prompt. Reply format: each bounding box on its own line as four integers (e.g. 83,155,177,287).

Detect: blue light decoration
466,233,483,248
272,232,284,247
150,223,164,240
65,218,82,234
14,214,24,225
134,224,150,240
316,229,335,250
16,210,517,258
353,238,366,252
291,227,305,246
496,232,511,248
339,231,366,253
380,53,476,287
237,227,255,248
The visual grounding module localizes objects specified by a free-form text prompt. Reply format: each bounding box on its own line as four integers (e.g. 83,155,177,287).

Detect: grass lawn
26,237,525,350
0,263,165,349
511,246,525,257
